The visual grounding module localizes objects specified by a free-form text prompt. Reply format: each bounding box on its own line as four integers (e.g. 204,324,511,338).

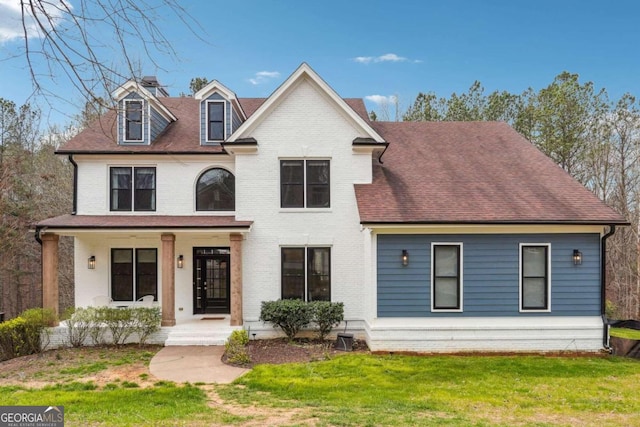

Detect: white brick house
37,64,627,351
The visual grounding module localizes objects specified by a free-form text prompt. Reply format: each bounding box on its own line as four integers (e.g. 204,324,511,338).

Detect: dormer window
124,100,144,142
206,101,225,142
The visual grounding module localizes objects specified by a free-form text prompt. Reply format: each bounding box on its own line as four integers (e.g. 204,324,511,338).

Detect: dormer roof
194,79,247,121
112,80,177,122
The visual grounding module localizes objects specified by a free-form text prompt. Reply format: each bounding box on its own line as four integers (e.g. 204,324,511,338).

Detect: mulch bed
223,337,369,367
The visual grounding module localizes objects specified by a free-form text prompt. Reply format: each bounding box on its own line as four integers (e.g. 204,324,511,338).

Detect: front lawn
224,354,640,426
2,346,640,426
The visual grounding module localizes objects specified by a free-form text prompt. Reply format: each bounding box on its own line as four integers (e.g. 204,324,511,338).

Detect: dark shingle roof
57,98,370,154
36,214,252,229
355,121,627,225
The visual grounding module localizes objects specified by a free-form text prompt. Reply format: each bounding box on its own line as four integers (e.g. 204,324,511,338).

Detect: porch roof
35,214,253,231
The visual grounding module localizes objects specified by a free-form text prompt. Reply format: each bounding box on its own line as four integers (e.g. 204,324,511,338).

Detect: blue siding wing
377,234,601,318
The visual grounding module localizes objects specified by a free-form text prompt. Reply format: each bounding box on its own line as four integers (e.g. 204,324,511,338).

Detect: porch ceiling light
88,255,96,269
401,249,409,267
573,249,582,265
177,254,184,269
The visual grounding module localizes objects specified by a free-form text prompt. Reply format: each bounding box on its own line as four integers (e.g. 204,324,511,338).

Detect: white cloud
0,0,70,43
365,95,397,105
377,53,406,62
248,70,280,85
353,53,417,64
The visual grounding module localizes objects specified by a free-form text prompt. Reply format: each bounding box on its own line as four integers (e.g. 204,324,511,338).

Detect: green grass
0,383,243,426
3,346,640,426
610,327,640,340
222,354,640,426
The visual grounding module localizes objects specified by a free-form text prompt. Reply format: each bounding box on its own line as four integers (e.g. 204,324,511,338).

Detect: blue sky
1,0,639,125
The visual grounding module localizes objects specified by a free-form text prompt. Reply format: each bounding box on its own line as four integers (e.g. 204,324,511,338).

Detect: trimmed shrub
87,307,108,345
0,318,27,361
132,307,161,345
64,307,93,347
225,329,250,365
68,307,160,347
310,301,344,340
102,307,137,345
20,308,57,353
259,299,312,341
0,308,57,361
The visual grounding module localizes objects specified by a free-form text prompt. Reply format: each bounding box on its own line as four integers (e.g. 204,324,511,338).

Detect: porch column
230,233,243,326
41,234,60,326
161,233,176,326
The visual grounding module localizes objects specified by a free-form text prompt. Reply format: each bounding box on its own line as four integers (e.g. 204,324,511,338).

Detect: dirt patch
0,345,161,388
204,385,319,426
224,337,369,367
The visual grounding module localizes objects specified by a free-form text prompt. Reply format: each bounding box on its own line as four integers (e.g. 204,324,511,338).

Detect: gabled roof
57,97,373,155
112,80,177,122
194,79,247,121
228,63,385,144
355,121,628,225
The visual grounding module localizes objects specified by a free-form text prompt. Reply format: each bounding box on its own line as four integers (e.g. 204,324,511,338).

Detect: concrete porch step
164,328,238,346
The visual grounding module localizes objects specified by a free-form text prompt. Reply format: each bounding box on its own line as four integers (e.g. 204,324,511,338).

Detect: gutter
68,155,78,215
601,225,616,351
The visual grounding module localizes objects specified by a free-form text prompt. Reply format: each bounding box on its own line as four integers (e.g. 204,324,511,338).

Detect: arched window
196,168,235,211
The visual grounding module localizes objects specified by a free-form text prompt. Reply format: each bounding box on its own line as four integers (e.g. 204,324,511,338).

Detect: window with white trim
431,243,463,311
206,101,225,141
111,248,157,302
124,100,143,142
281,247,331,301
280,160,330,208
520,244,550,311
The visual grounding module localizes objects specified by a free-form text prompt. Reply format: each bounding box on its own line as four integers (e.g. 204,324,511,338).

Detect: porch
35,214,253,331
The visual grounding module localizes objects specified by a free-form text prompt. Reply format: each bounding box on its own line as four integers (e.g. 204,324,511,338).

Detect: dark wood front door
193,248,230,314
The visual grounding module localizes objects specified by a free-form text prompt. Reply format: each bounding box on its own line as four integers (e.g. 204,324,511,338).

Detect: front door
193,247,230,314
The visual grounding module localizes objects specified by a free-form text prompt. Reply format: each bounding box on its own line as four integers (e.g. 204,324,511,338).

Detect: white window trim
519,243,552,313
280,245,332,302
122,99,145,143
430,242,463,312
205,100,226,142
279,158,331,210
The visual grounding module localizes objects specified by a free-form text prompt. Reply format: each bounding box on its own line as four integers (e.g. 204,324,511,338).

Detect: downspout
68,155,78,215
601,225,616,352
35,225,44,246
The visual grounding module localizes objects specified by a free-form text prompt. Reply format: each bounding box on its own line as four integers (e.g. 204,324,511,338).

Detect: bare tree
14,0,203,110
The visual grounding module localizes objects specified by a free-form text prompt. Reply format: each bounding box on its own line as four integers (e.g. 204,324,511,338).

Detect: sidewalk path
149,346,249,384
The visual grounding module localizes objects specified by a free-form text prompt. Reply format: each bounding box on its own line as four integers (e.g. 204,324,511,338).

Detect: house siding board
200,93,230,144
118,92,149,145
231,108,242,133
377,233,600,317
149,107,169,141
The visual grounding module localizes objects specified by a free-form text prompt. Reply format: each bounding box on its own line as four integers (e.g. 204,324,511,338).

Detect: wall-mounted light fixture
177,255,184,269
401,250,409,266
88,255,96,270
573,249,582,265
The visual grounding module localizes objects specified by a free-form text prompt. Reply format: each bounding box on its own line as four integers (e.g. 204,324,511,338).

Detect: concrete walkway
149,346,249,384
